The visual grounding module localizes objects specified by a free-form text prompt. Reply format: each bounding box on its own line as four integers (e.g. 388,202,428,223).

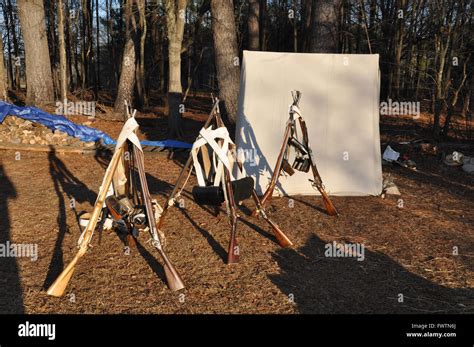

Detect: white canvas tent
235,51,382,196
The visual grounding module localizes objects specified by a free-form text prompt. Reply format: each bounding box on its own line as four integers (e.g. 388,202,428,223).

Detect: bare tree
165,0,187,138
309,0,341,53
17,0,54,105
211,0,240,124
393,0,407,98
136,0,148,107
58,0,68,102
1,2,12,89
259,0,267,50
80,0,93,89
300,0,312,52
96,0,101,90
113,0,137,119
0,34,8,101
248,0,259,50
5,0,20,89
432,1,454,136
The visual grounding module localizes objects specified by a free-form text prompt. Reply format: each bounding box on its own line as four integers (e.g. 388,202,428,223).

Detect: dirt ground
0,100,473,314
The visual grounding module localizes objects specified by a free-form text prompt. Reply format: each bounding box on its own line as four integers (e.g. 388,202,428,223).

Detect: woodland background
0,0,472,138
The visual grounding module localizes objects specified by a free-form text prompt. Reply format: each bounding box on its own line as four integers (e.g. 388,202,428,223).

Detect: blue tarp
0,101,192,149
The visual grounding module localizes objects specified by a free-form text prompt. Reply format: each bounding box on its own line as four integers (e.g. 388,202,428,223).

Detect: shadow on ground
269,234,474,314
42,148,97,289
0,164,23,313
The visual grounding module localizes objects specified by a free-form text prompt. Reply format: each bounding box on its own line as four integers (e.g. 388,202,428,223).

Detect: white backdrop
235,51,382,196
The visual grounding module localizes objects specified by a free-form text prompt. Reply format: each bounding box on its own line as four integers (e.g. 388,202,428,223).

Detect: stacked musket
156,96,293,264
46,104,184,297
46,92,337,296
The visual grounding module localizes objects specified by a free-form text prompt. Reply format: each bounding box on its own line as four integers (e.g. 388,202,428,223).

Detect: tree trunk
461,70,473,118
160,27,166,93
81,1,87,88
81,0,93,89
70,1,81,89
150,0,164,92
96,0,100,91
2,3,14,89
248,0,259,50
106,0,118,87
300,0,312,52
47,1,61,98
113,0,136,119
259,0,267,50
309,0,341,53
441,56,469,137
393,0,405,99
136,0,148,107
292,0,298,52
17,0,54,105
7,0,20,89
0,34,9,101
65,0,74,89
211,0,240,124
57,0,68,102
165,0,187,138
433,30,451,136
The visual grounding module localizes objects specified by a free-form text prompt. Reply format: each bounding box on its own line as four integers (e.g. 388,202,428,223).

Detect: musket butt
164,265,185,291
46,267,76,297
227,239,240,264
227,253,240,264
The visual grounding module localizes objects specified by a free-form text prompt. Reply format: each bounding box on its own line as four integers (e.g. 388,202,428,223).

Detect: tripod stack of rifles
46,92,337,296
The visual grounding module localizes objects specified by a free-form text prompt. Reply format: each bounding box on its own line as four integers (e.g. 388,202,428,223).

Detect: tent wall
235,51,382,196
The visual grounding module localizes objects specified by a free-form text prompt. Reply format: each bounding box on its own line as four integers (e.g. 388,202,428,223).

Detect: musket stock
266,218,293,248
251,191,293,247
227,222,239,264
312,180,338,216
160,249,185,291
46,253,80,297
225,176,239,264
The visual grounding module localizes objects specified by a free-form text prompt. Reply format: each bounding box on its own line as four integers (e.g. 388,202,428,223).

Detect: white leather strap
115,117,142,152
191,126,235,187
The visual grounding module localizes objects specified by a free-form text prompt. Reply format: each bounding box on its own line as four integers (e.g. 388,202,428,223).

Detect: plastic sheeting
0,101,191,149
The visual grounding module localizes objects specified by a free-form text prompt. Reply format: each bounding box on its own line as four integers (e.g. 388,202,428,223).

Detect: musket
47,146,125,297
157,100,220,230
133,145,185,290
255,91,301,211
253,123,292,215
251,190,293,247
298,117,338,216
223,165,240,264
234,158,293,248
214,101,240,263
252,91,338,217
